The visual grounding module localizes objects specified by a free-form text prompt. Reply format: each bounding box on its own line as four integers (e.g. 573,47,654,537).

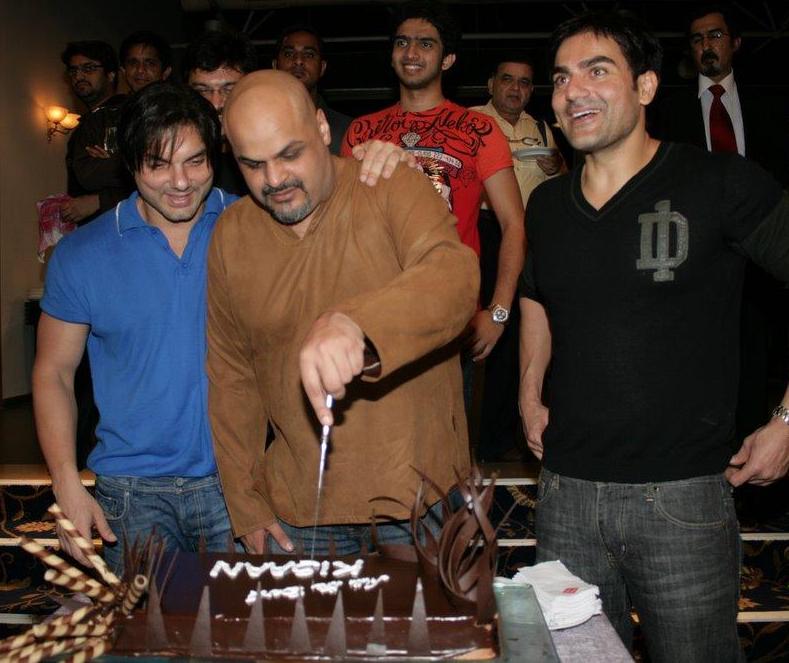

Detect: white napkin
511,560,602,630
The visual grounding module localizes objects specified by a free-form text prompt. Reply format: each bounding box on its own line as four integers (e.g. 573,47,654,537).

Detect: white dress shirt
698,70,745,156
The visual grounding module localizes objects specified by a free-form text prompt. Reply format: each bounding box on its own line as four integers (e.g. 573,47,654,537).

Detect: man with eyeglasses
59,41,131,227
183,31,258,194
655,5,787,185
342,1,524,399
272,25,351,155
119,31,172,94
654,4,789,514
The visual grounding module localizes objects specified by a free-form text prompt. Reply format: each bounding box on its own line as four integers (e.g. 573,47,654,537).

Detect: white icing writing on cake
244,586,305,604
348,574,390,591
310,580,344,595
210,558,365,581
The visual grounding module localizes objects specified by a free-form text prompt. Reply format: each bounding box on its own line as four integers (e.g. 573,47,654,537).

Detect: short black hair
274,25,325,59
490,56,536,79
118,81,220,175
685,4,741,40
182,31,258,79
549,10,663,82
120,31,172,69
392,0,461,57
61,41,118,74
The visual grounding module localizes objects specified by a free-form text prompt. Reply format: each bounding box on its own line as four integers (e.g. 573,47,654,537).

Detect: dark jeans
535,468,743,663
95,473,239,574
266,500,445,556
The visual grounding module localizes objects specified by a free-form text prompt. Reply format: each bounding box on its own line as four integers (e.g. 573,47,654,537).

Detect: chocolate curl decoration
43,569,116,604
375,465,505,623
47,503,120,587
434,468,499,622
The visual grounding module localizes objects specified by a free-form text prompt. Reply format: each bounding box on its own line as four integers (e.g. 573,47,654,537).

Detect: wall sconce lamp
46,106,80,142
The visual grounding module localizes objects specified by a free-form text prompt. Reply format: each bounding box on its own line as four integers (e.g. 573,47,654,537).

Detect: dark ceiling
175,1,789,116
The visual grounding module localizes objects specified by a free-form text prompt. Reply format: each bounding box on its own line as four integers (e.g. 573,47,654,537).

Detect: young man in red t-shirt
342,0,524,366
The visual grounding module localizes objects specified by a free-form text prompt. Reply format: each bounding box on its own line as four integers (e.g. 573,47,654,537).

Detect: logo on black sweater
636,200,688,282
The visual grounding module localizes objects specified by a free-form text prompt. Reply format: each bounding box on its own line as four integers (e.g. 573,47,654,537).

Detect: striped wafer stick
60,636,111,663
0,630,35,653
5,636,88,663
120,574,148,615
19,538,95,584
47,503,120,587
43,569,116,604
43,604,95,628
32,616,115,641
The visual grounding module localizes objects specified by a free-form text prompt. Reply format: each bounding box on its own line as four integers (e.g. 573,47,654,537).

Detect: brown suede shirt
207,157,479,537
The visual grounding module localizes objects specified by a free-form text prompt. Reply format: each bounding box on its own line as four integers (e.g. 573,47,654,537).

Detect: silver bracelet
772,404,789,425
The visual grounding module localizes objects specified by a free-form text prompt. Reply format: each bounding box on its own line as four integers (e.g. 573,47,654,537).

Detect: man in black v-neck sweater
519,12,789,663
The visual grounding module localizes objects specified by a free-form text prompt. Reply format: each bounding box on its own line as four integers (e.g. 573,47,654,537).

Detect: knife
310,394,333,559
308,349,380,558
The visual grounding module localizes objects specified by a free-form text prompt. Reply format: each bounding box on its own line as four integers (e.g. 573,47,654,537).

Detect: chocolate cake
4,467,503,661
111,551,498,659
111,467,504,659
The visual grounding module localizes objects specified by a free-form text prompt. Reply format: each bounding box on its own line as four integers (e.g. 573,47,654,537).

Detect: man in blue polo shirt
33,82,238,572
33,80,416,571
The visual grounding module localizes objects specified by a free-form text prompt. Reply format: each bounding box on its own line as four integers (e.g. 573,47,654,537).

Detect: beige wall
0,1,183,398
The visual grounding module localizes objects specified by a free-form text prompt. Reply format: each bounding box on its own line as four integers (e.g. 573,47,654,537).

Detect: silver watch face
491,305,509,324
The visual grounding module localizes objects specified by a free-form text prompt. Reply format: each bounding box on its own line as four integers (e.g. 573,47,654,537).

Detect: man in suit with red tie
655,4,789,525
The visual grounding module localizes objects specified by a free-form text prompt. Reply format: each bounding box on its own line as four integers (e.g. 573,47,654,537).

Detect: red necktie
708,84,737,153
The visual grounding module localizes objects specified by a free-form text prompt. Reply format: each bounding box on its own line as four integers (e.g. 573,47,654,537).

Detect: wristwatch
488,304,510,325
772,404,789,425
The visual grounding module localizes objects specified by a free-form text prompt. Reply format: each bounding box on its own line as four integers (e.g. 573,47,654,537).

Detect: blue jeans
535,469,742,663
266,500,445,556
95,474,240,574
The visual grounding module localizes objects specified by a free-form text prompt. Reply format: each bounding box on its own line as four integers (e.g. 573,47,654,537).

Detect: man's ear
108,71,116,85
162,66,172,81
319,59,327,79
637,70,659,106
272,59,279,70
732,36,741,54
441,53,456,71
316,108,331,147
487,76,495,97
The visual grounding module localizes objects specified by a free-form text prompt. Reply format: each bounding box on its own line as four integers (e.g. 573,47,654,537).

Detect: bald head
224,70,316,138
223,70,334,234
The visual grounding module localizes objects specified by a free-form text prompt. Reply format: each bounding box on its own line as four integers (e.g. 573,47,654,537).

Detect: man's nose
266,161,288,188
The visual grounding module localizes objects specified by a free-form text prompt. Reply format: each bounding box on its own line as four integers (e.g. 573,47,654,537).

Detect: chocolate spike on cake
242,582,265,651
288,595,311,654
189,585,212,657
365,588,387,656
323,591,347,657
406,577,431,656
145,578,169,649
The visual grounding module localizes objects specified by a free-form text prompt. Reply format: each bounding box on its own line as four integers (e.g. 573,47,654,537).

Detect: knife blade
310,393,333,558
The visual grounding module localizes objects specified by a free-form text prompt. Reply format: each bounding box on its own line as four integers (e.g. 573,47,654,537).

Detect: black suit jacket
652,81,789,187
